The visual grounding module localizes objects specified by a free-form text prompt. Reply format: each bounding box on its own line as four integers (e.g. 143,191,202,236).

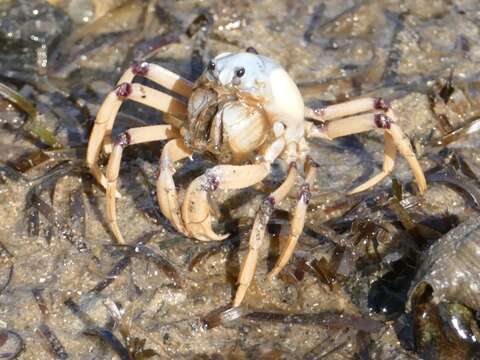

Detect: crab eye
235,67,245,78
207,61,215,71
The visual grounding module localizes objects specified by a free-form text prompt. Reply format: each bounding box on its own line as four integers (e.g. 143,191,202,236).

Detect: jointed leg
87,63,192,191
233,163,298,307
118,62,193,98
268,158,317,278
101,84,189,153
349,132,396,194
181,138,287,241
105,63,192,152
182,163,272,241
306,98,427,194
157,138,193,236
305,97,387,122
87,84,187,190
105,125,178,243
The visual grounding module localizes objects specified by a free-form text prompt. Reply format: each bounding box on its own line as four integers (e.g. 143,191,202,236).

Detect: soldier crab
86,49,427,306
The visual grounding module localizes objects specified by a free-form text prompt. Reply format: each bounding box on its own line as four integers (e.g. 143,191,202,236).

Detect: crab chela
86,48,427,307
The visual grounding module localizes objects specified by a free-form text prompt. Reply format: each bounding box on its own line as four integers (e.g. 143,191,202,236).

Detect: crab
86,48,427,307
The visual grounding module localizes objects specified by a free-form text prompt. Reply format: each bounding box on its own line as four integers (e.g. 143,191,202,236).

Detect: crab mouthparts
186,86,235,161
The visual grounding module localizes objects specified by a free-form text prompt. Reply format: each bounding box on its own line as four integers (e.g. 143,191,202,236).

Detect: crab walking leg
305,97,391,122
387,121,427,194
182,164,271,241
268,160,317,278
105,125,179,244
349,132,396,194
102,63,193,152
307,111,427,194
117,62,193,97
182,138,286,241
157,138,193,235
86,83,188,190
233,163,298,307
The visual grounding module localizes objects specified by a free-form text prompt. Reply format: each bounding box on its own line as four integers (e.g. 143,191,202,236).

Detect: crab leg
182,163,271,241
305,97,388,122
105,125,178,243
104,63,192,153
157,138,193,235
306,98,427,194
349,132,396,194
118,62,193,97
182,138,286,241
233,163,298,307
326,113,425,194
87,83,188,191
268,159,317,278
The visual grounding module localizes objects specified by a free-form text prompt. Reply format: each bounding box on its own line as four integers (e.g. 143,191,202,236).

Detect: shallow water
0,0,480,359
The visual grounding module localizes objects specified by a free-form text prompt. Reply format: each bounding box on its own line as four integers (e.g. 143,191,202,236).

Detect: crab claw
157,160,188,236
157,139,192,236
182,164,271,241
181,174,229,241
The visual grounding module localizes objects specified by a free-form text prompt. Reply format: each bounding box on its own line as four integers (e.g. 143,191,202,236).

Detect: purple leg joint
305,156,318,169
373,97,390,111
258,196,275,222
262,196,275,211
115,83,132,98
202,172,220,192
115,132,131,147
131,62,150,76
374,114,392,129
298,183,311,204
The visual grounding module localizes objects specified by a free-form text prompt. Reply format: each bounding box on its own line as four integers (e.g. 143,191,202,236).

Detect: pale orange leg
156,138,193,236
268,159,317,278
105,62,192,153
87,63,192,191
105,125,178,243
233,163,298,307
305,97,384,122
87,84,187,192
348,132,396,194
181,163,272,241
118,62,193,97
181,138,287,241
101,84,189,153
305,97,427,194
